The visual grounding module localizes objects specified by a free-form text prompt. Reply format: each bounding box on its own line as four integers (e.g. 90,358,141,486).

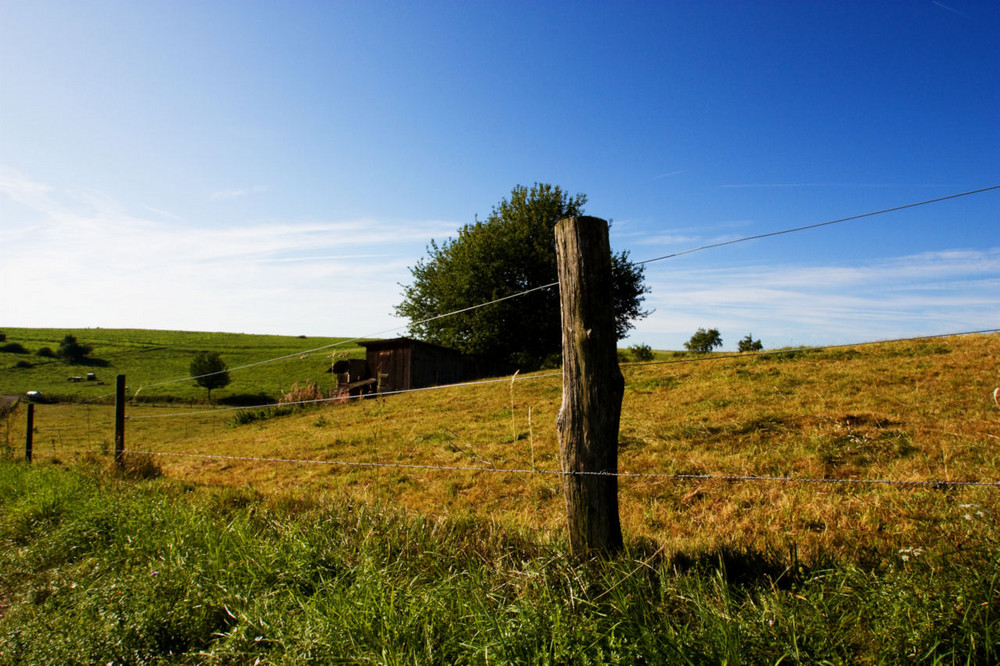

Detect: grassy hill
1,330,998,662
0,327,369,404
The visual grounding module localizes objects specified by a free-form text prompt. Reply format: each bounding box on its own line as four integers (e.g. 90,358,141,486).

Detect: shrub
36,347,56,358
1,342,29,354
57,334,93,364
229,405,296,427
627,343,655,362
738,333,764,353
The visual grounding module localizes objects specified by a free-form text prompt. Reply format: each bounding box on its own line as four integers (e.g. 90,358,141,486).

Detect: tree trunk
554,216,624,556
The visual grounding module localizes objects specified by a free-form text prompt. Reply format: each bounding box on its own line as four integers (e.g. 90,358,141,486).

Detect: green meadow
0,327,367,404
1,328,998,663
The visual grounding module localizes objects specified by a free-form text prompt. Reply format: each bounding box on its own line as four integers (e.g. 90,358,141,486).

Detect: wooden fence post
554,216,625,556
25,403,34,463
115,374,126,469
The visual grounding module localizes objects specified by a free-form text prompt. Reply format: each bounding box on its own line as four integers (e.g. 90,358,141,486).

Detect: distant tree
36,347,56,358
1,342,29,354
396,183,650,371
738,333,764,353
0,331,5,342
684,328,723,353
190,351,231,400
57,334,93,364
628,343,655,362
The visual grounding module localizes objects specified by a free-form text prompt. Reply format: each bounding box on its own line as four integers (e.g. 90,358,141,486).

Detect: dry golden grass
7,332,998,561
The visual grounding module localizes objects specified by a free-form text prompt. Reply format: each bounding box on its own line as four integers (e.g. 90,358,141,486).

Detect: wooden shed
358,338,470,393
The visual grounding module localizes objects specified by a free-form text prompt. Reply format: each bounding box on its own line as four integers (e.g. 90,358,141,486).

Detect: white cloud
626,250,1000,349
4,170,998,349
0,170,457,337
209,185,268,200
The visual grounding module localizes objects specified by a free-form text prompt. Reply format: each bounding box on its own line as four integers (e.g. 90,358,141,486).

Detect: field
1,328,999,662
0,327,368,404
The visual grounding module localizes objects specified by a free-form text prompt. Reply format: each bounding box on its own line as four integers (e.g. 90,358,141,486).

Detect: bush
628,343,655,362
14,360,33,369
1,342,29,354
738,333,764,353
229,405,297,427
36,347,56,358
57,334,93,364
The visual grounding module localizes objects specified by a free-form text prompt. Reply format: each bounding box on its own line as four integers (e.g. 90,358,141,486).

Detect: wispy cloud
1,171,457,336
627,249,1000,348
210,185,268,200
932,1,971,20
636,233,700,246
642,170,687,184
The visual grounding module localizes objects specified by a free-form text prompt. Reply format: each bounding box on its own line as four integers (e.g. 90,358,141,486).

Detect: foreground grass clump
1,460,997,664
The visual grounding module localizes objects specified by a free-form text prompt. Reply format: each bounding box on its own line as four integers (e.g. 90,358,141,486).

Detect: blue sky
2,1,998,351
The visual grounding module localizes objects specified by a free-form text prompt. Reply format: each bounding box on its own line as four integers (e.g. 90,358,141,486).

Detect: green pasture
0,327,368,404
0,459,997,664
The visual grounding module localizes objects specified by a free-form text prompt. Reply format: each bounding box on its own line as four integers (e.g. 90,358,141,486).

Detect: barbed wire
23,186,997,402
109,327,1000,421
635,185,1000,265
119,449,1000,488
128,371,562,420
11,185,1000,403
619,328,1000,369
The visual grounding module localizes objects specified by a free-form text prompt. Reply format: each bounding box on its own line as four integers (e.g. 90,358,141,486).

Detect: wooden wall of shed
367,346,411,392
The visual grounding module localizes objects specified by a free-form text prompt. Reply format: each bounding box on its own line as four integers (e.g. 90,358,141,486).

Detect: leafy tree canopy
396,184,650,371
684,328,723,354
190,351,231,399
57,335,93,364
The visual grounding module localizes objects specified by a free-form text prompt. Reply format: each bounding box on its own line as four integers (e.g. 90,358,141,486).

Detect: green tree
738,333,764,352
395,183,650,371
190,351,231,400
57,334,93,364
684,328,723,353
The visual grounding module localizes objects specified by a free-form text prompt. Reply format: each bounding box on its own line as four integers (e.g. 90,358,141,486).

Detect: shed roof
358,337,462,355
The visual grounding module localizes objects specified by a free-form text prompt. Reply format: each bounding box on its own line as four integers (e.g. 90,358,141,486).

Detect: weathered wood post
114,374,126,469
554,216,625,556
25,403,34,463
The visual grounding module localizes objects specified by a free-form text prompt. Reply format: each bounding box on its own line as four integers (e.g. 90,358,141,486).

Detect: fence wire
118,449,1000,489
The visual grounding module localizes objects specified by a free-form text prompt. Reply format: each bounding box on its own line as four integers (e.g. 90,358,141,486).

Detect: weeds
0,459,996,663
228,405,297,427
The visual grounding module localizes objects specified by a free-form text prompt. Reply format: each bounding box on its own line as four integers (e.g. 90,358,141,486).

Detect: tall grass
1,459,997,664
